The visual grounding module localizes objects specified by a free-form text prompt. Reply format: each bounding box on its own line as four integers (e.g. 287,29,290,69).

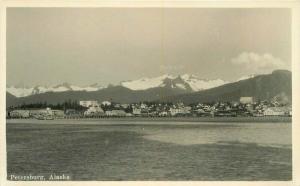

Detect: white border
0,1,299,186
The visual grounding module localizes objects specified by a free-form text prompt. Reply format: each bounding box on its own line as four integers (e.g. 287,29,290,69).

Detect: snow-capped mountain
121,74,174,90
8,74,256,98
6,86,36,98
236,74,257,81
6,70,291,107
180,74,228,91
121,74,229,91
7,83,105,98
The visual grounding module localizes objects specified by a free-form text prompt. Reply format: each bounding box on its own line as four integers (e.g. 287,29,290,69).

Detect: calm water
6,120,292,181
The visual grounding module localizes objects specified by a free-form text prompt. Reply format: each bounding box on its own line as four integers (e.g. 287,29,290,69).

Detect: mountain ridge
160,70,291,104
7,74,229,97
6,70,291,108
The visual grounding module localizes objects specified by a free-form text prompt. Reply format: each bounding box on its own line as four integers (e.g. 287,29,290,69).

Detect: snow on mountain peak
7,83,104,97
180,74,197,80
7,74,231,97
121,74,228,91
121,74,176,91
237,74,257,81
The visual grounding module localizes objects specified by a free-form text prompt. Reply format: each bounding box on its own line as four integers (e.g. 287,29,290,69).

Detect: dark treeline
9,100,86,111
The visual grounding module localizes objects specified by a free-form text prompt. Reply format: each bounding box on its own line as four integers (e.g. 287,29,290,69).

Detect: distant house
159,111,168,117
105,110,126,117
263,107,289,116
195,108,211,117
240,97,254,104
101,101,111,106
170,108,182,116
114,104,121,109
121,104,129,109
29,108,52,117
132,108,142,115
65,109,83,117
140,103,148,109
84,105,104,117
79,100,99,108
29,108,64,118
51,110,65,118
65,109,76,115
9,110,30,118
170,107,191,116
231,101,239,107
245,104,254,112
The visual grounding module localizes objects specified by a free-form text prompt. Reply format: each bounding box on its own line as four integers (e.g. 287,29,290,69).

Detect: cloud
231,52,288,74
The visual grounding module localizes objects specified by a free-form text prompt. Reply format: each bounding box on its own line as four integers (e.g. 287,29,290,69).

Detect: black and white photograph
1,2,300,184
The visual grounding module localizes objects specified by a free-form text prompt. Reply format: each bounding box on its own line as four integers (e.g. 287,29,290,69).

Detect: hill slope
6,92,19,107
161,70,291,104
6,85,191,107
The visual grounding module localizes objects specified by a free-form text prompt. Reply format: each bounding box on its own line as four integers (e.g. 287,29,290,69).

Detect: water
6,120,292,180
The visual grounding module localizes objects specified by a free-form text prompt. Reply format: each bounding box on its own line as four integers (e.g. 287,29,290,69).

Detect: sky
7,8,291,87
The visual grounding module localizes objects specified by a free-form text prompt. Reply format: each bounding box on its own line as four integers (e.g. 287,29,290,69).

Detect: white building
263,107,286,116
240,97,254,104
84,105,104,116
132,108,142,115
29,108,64,118
140,103,147,109
159,111,168,117
101,101,111,106
79,100,99,107
105,110,126,117
9,110,30,118
170,107,191,116
29,108,53,117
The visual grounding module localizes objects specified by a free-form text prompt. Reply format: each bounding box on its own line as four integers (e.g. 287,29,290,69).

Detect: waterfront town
6,96,292,120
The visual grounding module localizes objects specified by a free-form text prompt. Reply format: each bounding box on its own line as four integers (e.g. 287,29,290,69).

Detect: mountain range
161,70,291,104
6,70,291,107
7,74,228,98
6,83,105,98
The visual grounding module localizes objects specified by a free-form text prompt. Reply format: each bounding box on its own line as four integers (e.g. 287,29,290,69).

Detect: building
170,107,191,116
263,107,288,116
9,110,30,118
159,111,168,117
132,108,142,115
65,109,76,115
79,100,99,107
245,104,254,112
28,108,64,118
140,103,148,109
29,108,53,118
105,110,126,117
84,105,104,117
51,110,65,118
101,101,111,106
240,97,254,104
65,109,83,117
121,104,130,109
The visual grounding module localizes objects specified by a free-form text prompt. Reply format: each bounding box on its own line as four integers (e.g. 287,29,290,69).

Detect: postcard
1,1,299,186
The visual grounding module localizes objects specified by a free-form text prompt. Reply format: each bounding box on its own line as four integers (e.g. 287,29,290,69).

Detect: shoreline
6,116,292,124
